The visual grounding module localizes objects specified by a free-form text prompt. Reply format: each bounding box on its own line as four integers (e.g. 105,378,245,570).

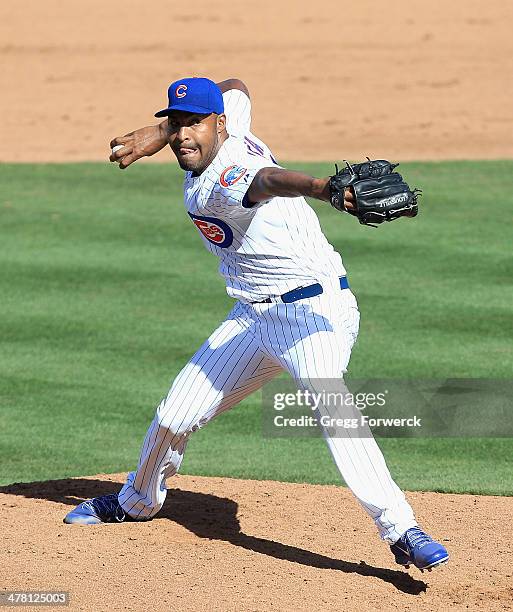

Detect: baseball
111,144,124,154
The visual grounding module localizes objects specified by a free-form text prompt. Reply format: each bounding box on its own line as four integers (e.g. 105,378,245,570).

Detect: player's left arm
246,167,355,209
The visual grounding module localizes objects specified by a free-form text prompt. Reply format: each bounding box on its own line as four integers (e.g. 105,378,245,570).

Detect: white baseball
112,145,124,154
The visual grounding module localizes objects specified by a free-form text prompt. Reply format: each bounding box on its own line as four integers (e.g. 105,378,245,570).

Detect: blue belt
253,276,349,304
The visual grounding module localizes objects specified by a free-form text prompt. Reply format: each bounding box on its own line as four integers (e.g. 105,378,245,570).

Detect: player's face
167,111,226,173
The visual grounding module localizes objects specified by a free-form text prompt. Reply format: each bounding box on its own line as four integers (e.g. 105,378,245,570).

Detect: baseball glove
329,158,420,227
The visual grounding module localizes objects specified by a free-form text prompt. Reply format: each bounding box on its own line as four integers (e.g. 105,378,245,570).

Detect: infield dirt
1,474,513,611
2,1,513,610
2,0,513,163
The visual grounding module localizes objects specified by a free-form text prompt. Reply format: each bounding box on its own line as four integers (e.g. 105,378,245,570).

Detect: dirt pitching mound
1,473,512,611
2,0,513,163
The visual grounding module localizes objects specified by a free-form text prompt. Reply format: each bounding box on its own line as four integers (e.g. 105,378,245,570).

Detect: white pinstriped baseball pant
118,285,417,543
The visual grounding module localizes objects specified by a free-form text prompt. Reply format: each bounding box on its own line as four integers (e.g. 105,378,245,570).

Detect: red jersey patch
193,219,225,243
187,213,234,248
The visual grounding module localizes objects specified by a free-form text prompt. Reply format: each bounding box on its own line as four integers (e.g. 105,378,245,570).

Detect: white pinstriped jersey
183,89,346,303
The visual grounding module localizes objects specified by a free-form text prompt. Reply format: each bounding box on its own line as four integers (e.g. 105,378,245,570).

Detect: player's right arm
109,121,169,169
216,79,250,98
110,79,248,169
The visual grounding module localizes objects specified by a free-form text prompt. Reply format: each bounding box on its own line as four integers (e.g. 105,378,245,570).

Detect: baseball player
64,77,448,572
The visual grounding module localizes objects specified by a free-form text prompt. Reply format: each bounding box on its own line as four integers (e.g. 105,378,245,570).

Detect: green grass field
1,161,512,494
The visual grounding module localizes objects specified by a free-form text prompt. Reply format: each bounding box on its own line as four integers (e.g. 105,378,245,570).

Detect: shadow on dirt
1,477,427,595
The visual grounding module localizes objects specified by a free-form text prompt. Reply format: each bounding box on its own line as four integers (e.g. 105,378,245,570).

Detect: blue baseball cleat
390,527,449,572
63,493,143,525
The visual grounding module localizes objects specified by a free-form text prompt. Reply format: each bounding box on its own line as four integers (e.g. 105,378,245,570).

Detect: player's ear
216,113,226,134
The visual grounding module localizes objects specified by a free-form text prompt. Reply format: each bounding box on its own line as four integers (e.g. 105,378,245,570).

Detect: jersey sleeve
223,89,251,136
204,163,269,216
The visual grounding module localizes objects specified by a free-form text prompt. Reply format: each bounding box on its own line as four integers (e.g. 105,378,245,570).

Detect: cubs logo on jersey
188,213,234,248
219,165,247,188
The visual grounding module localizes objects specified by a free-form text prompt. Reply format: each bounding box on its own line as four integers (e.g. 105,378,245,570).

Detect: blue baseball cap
154,77,224,117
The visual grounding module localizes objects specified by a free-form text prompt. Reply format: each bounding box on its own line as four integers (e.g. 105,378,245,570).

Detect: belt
252,276,349,304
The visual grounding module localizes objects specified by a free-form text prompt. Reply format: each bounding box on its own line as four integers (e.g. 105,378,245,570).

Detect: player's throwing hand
109,122,169,169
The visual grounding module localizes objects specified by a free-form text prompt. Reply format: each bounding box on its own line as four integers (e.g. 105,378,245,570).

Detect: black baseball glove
329,158,420,227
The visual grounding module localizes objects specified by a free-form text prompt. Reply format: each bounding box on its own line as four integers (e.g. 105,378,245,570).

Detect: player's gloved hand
110,122,169,169
329,158,420,227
